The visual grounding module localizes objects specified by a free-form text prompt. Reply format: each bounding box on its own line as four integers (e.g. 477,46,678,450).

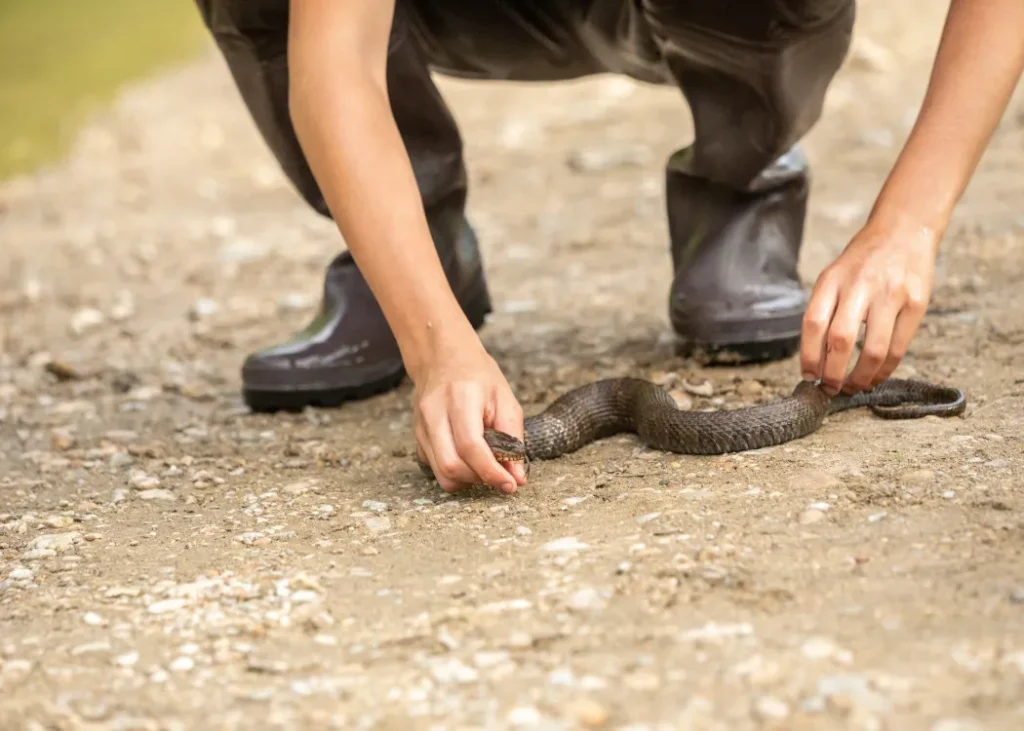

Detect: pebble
114,652,139,667
364,517,392,534
428,657,478,685
362,500,389,513
83,612,105,626
51,428,76,451
816,674,890,713
148,598,188,614
682,379,714,397
138,489,176,502
515,526,532,537
169,656,194,672
188,298,219,321
799,509,826,525
69,307,105,335
8,568,33,581
736,380,765,397
22,532,81,560
566,698,610,728
900,469,936,486
931,720,984,731
567,588,607,612
128,470,161,490
669,391,693,410
506,706,542,726
542,536,589,552
43,515,74,529
753,696,790,721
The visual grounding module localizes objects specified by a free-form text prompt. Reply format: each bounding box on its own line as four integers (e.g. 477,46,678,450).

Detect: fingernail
802,372,817,382
502,482,516,494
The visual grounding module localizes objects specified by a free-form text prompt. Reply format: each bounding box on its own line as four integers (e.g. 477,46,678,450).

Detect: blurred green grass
0,0,208,180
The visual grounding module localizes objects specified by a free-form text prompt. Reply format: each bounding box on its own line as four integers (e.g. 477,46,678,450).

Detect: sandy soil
2,1,1023,729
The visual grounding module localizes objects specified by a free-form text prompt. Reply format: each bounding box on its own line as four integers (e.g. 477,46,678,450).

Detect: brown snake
417,377,966,479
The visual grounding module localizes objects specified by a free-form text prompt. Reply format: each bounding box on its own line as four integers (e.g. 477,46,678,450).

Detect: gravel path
2,2,1023,729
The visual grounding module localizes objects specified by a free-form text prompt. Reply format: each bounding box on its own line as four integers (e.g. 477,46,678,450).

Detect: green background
0,0,207,180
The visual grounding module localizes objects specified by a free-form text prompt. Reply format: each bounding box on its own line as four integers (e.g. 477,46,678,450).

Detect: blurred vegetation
0,0,208,181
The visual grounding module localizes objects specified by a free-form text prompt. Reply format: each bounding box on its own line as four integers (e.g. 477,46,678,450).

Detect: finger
490,392,528,486
449,386,518,494
872,305,926,385
843,302,898,393
800,274,840,381
419,405,477,492
820,286,870,395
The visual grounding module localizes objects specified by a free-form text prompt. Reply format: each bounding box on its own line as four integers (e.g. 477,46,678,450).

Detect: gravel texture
2,1,1023,729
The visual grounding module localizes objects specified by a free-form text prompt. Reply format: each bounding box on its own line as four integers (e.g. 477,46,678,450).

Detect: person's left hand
800,217,940,396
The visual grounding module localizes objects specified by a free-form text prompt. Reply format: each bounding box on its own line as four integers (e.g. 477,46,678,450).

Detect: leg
194,0,494,410
645,0,856,363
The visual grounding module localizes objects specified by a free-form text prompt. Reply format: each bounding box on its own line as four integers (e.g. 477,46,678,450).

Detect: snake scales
417,377,966,479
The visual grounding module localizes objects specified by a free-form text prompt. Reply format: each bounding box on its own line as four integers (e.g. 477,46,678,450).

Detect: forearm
287,16,476,379
867,0,1024,240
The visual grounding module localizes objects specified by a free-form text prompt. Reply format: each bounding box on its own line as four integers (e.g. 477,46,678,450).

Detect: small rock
364,517,392,534
236,532,269,546
138,489,175,502
128,470,161,490
515,526,532,537
283,480,316,496
83,612,105,626
799,509,826,525
669,391,693,410
43,515,74,529
930,720,984,731
278,292,315,312
188,298,219,321
364,445,383,460
169,656,194,672
737,380,765,397
429,657,478,685
147,598,188,614
567,588,607,612
23,532,81,559
362,500,389,513
69,308,105,335
682,379,714,397
542,537,589,553
506,706,542,726
754,696,790,722
44,359,87,381
8,568,33,581
566,698,610,728
114,652,139,667
900,469,936,486
50,428,76,451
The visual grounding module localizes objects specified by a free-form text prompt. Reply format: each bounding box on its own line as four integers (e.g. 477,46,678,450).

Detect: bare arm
286,0,474,378
801,0,1024,394
286,0,526,494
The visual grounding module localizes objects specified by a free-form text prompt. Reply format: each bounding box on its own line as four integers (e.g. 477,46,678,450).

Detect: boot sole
243,282,493,413
674,334,801,366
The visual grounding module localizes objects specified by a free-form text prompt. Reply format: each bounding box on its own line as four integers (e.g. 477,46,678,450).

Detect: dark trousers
196,0,854,237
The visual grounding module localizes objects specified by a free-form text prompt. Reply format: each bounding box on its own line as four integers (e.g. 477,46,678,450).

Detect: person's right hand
410,337,527,495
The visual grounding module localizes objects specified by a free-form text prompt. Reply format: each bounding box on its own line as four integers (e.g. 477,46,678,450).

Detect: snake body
418,377,966,478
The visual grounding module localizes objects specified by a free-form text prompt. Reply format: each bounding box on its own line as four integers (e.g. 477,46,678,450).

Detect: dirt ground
2,2,1023,729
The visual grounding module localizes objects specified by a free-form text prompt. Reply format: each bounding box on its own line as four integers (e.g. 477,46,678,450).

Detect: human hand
411,337,527,495
800,217,940,395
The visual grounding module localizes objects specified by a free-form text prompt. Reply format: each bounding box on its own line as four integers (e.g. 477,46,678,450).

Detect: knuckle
435,457,463,481
827,332,853,352
862,346,886,364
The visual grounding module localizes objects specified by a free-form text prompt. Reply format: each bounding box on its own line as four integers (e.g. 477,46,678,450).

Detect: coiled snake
417,377,966,479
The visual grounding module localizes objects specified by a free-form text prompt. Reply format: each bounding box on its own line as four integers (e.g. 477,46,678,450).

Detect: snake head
483,428,528,463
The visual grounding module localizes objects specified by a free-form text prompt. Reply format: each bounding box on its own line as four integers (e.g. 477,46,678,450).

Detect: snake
416,376,966,479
